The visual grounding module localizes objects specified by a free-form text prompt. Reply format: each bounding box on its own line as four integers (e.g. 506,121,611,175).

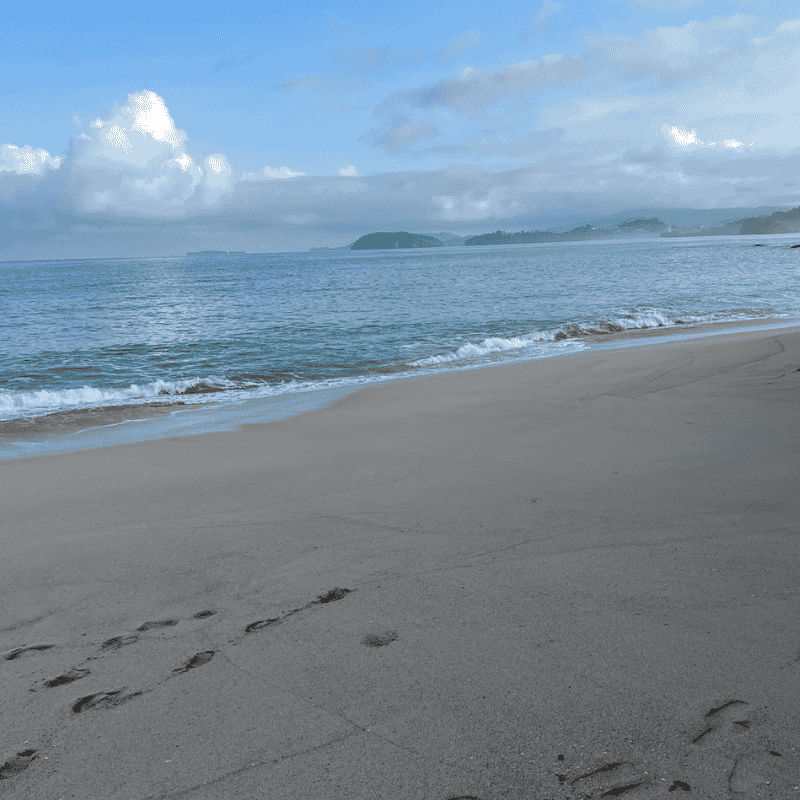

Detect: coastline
1,315,797,460
1,321,798,798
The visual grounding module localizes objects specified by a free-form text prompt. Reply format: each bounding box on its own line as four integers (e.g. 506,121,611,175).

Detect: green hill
350,232,444,250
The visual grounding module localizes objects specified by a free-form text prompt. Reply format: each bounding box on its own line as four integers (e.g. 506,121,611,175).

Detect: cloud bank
3,7,800,262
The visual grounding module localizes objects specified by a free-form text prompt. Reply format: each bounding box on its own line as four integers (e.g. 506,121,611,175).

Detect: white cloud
380,13,763,125
202,154,233,201
368,12,800,164
667,126,701,146
433,186,511,220
339,165,359,176
0,144,61,175
263,165,307,179
66,90,234,212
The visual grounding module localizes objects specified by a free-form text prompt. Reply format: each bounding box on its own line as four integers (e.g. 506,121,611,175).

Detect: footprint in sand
687,700,794,795
137,619,179,632
100,634,139,651
569,761,650,797
361,630,399,648
245,588,353,635
31,667,91,691
0,749,37,780
727,750,791,795
173,650,215,674
566,759,695,797
692,699,752,744
72,688,143,714
560,700,790,799
193,610,217,619
3,643,56,661
317,587,351,604
245,617,281,634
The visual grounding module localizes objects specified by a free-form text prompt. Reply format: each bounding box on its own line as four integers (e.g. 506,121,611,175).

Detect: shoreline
1,321,798,798
1,315,797,460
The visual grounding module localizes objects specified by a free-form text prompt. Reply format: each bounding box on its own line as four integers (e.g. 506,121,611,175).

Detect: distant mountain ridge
463,218,668,246
308,205,800,252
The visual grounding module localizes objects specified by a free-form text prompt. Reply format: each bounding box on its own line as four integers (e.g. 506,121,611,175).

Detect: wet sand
1,324,799,799
0,402,191,441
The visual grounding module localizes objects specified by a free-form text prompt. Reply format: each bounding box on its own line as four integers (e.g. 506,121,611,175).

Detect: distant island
311,231,469,251
351,232,444,249
308,206,800,252
186,250,247,256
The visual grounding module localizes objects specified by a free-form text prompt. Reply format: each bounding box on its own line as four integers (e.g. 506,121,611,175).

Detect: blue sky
2,0,800,255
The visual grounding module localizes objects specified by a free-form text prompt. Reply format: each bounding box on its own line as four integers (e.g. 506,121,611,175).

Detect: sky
2,0,800,256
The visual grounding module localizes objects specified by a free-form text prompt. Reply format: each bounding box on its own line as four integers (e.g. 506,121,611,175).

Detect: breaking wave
411,309,715,367
0,377,238,420
0,309,760,423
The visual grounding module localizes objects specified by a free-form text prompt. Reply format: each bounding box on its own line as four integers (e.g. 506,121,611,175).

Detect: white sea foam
410,309,713,367
0,377,237,420
0,309,780,423
411,333,563,366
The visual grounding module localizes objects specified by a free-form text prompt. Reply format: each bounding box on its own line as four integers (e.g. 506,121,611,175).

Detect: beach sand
1,324,798,799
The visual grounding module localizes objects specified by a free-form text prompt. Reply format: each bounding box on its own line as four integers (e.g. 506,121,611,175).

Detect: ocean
1,234,799,452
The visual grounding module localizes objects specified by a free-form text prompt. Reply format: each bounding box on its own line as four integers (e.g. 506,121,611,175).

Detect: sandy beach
1,324,798,799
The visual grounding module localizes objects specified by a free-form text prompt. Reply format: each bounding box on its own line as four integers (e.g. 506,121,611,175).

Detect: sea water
1,234,799,437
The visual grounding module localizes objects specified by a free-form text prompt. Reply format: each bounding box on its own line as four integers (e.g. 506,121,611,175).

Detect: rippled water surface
2,235,799,420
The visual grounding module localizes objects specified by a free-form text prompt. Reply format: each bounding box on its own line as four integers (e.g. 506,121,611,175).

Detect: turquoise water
2,234,799,423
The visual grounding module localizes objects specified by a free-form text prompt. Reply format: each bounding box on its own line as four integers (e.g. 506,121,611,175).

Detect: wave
410,309,714,367
0,377,238,420
0,308,764,423
410,334,577,366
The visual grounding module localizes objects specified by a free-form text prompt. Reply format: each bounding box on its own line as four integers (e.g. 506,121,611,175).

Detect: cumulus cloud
1,144,61,175
202,154,234,201
65,90,235,212
667,126,701,146
4,142,800,259
664,126,749,148
6,16,800,262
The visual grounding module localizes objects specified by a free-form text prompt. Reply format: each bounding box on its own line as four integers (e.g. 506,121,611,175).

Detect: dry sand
1,324,799,799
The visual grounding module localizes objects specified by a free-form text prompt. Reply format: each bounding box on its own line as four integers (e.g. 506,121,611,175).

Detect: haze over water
2,235,799,424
